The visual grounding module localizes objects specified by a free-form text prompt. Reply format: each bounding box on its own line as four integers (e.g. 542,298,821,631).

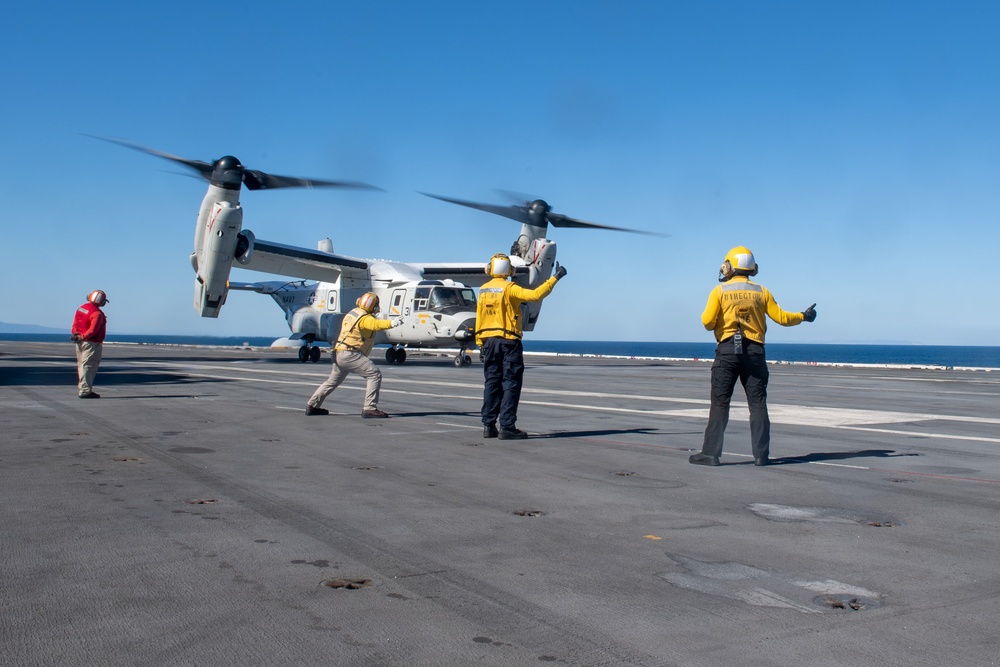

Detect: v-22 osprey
102,138,662,366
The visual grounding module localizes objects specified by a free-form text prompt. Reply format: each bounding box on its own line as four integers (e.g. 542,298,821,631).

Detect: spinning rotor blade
241,169,381,191
420,192,531,224
93,136,214,177
93,136,382,191
422,191,668,237
494,188,539,205
546,211,666,236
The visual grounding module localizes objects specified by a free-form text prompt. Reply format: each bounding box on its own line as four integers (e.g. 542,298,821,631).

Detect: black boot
689,453,720,466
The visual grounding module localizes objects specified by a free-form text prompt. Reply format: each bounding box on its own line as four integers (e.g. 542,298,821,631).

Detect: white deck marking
125,361,1000,443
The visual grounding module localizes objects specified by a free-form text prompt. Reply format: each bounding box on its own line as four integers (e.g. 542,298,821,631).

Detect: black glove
802,304,817,323
554,262,567,280
71,334,81,343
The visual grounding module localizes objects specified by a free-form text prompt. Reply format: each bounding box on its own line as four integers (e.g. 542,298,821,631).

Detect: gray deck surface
2,341,998,666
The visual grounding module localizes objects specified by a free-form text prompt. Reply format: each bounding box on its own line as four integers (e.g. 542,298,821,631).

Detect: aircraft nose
455,317,476,342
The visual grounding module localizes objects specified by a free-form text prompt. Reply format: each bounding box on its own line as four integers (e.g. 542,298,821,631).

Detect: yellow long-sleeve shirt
701,277,803,345
475,276,558,346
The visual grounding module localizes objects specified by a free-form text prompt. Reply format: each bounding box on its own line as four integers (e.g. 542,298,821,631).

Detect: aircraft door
388,288,407,316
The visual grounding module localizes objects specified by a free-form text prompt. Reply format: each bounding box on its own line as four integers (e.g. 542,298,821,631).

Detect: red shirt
72,302,107,343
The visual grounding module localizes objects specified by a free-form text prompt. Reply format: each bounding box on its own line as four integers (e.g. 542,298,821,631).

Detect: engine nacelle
195,201,243,318
519,238,557,331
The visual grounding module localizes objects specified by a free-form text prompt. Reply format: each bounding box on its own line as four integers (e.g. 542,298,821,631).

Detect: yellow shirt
701,277,803,345
475,276,558,345
335,307,394,355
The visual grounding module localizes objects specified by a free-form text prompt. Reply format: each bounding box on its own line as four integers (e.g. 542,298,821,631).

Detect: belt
718,337,764,348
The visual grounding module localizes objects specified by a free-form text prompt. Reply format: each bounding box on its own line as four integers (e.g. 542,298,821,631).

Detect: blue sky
2,1,997,345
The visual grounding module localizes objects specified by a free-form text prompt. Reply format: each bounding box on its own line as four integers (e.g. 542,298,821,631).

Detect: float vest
71,302,107,343
701,277,803,345
475,276,557,346
335,307,392,355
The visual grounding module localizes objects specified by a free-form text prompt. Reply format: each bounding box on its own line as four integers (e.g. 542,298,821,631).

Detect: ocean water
4,333,999,370
522,340,1000,370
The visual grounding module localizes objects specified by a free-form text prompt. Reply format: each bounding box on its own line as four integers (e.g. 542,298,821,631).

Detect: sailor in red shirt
71,290,109,398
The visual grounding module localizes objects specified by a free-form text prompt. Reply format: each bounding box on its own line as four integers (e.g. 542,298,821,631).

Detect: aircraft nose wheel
454,354,472,367
386,347,407,364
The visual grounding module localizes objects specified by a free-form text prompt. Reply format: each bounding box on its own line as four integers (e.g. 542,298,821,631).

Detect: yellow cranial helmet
719,246,758,281
356,292,380,314
87,290,109,306
485,253,513,278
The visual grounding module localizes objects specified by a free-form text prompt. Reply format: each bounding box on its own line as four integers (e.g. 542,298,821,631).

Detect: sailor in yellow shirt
689,246,816,467
306,292,404,418
476,253,567,439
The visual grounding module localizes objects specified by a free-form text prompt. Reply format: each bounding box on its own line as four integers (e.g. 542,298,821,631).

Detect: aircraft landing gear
298,345,323,363
386,346,407,364
454,349,473,367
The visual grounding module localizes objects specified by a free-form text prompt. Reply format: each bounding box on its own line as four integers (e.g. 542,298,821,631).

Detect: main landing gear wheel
385,347,407,364
298,346,322,363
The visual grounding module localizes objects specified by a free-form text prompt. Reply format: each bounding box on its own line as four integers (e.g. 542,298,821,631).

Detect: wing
234,237,528,288
235,237,370,283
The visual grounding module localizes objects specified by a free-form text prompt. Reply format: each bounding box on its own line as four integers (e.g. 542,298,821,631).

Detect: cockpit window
417,287,476,312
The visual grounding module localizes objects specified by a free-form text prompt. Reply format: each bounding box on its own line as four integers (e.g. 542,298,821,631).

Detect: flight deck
2,341,998,666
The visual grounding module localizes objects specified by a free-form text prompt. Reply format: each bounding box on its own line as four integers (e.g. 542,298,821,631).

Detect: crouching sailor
305,292,403,418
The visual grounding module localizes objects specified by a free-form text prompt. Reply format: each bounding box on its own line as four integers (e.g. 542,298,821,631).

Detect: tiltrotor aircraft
102,138,661,365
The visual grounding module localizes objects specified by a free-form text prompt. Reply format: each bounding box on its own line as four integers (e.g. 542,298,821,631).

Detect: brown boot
362,408,389,419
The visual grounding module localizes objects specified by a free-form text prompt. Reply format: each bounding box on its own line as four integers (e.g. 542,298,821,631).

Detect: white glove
392,317,405,328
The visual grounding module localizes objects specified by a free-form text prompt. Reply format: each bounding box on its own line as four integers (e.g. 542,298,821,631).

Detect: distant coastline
0,321,67,334
3,332,998,371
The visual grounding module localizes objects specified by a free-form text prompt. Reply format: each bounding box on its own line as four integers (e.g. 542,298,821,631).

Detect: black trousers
481,337,525,430
700,340,771,460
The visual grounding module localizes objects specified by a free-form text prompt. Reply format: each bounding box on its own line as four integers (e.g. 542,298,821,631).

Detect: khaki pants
75,340,103,396
308,350,382,411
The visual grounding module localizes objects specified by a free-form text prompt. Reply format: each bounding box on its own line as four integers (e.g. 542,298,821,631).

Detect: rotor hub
211,155,245,189
214,155,244,170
